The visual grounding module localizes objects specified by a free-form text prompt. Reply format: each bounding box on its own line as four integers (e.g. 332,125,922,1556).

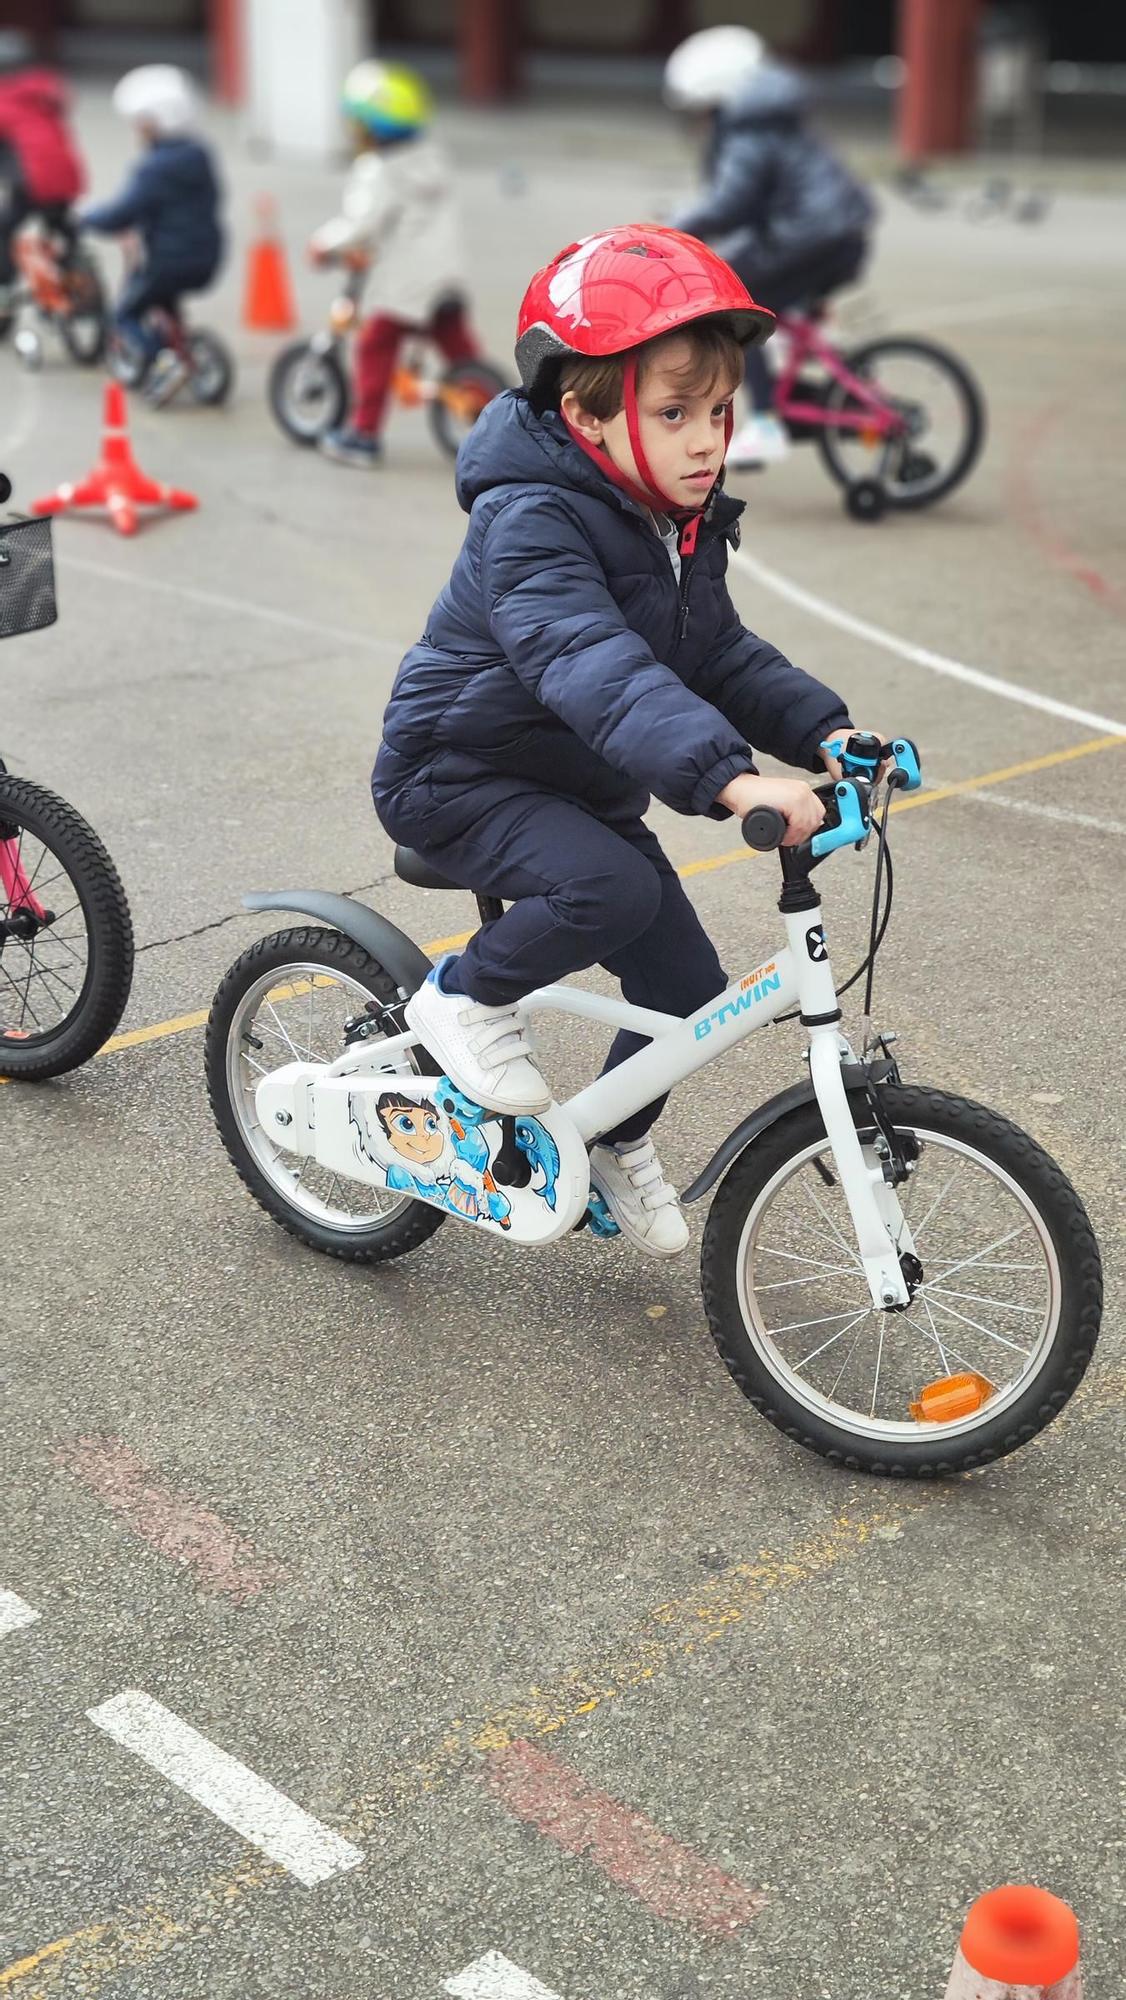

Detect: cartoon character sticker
348,1080,563,1232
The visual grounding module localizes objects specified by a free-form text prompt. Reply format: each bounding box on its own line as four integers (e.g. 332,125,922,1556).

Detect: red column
460,0,523,103
210,0,246,107
897,0,980,159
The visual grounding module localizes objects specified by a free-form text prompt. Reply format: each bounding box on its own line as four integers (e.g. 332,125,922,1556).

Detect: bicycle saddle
393,845,462,894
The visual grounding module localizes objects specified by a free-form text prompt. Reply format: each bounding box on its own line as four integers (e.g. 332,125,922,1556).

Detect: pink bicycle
0,481,133,1080
771,305,986,521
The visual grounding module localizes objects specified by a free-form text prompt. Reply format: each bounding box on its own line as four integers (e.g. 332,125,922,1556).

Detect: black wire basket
0,514,58,641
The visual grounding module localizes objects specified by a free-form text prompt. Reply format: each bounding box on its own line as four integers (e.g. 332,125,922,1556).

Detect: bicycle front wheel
701,1085,1101,1476
0,773,134,1080
816,337,985,509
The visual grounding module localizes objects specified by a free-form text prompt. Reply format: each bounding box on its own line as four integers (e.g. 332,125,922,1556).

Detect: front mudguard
681,1061,896,1205
242,891,431,999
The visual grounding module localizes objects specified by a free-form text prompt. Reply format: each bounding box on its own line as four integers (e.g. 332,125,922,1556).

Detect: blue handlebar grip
811,780,871,859
890,738,922,791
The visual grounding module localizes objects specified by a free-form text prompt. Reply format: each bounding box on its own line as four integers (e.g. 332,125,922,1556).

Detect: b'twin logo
694,964,781,1040
806,926,828,963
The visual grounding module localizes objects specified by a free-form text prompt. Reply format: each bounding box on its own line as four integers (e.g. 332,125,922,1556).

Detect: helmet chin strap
562,356,736,551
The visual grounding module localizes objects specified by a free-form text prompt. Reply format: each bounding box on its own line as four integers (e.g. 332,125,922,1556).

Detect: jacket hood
379,132,448,197
148,134,213,186
722,61,806,129
455,390,744,535
0,70,68,114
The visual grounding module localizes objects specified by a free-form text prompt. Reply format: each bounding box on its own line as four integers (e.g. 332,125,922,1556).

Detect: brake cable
775,776,899,1028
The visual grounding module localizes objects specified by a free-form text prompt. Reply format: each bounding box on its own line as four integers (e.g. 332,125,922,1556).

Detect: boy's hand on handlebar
717,774,826,847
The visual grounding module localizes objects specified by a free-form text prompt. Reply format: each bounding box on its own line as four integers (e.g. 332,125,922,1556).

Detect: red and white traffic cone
31,382,198,538
944,1886,1082,1998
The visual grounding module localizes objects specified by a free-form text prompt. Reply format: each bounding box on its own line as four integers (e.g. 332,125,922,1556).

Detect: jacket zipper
676,514,701,643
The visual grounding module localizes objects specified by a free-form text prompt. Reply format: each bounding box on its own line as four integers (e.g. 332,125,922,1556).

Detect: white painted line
444,1953,565,2000
62,555,403,661
0,1590,41,1636
959,791,1126,837
732,547,1126,739
86,1690,364,1887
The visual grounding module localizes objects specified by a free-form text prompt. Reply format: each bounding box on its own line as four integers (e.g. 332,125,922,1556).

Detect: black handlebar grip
742,806,787,851
0,473,11,505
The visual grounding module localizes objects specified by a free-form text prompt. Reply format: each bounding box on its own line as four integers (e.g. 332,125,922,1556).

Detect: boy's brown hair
558,320,743,421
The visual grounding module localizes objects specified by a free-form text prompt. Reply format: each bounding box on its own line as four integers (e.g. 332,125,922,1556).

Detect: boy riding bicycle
373,226,885,1258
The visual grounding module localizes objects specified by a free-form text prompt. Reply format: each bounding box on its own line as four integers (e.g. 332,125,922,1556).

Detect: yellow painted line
0,1930,107,1988
4,731,1124,1088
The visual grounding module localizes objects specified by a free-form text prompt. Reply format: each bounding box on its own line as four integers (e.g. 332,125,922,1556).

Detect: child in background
0,30,86,312
80,65,223,390
311,60,480,468
665,24,875,470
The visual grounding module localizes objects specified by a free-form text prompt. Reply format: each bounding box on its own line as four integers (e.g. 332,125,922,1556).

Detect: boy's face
381,1104,443,1165
571,333,737,509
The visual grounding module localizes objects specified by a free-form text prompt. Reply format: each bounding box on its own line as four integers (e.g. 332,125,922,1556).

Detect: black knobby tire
428,359,508,457
188,329,234,406
816,336,985,510
268,341,347,444
701,1085,1101,1476
206,925,446,1264
0,773,134,1080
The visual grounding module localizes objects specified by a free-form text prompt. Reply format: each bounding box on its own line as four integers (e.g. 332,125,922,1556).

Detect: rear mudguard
681,1062,894,1205
242,891,432,999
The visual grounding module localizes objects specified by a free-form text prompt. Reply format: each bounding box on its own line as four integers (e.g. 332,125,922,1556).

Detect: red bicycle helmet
516,224,774,517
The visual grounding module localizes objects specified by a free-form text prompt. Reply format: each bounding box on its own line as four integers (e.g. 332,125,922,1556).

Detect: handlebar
740,737,922,862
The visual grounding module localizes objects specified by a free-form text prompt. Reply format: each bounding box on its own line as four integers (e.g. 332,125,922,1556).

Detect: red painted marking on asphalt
483,1738,767,1937
1008,403,1126,616
54,1438,286,1604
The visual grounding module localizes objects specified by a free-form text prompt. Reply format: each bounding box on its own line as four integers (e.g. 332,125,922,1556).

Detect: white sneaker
589,1137,690,1259
404,958,551,1116
726,413,791,470
145,347,190,407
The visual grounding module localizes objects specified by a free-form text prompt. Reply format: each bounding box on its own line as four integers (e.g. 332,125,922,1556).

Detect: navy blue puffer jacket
373,392,849,843
672,64,874,280
81,136,222,280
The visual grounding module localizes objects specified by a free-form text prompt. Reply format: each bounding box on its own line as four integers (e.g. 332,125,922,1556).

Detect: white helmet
112,64,198,137
663,25,767,110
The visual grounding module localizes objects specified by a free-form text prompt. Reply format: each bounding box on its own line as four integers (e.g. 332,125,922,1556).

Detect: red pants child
352,297,479,438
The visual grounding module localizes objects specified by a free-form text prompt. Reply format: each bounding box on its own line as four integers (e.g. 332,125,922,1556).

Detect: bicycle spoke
927,1226,1029,1288
928,1285,1040,1317
920,1294,955,1374
799,1177,865,1271
923,1293,1034,1359
869,1317,887,1417
796,1307,873,1372
756,1266,863,1293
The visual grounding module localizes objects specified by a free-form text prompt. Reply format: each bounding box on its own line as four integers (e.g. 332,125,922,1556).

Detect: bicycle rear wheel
701,1085,1101,1475
0,772,134,1080
816,337,985,508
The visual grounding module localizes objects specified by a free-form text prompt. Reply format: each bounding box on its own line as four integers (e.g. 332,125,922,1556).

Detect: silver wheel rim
284,355,338,435
734,1124,1061,1445
224,960,416,1232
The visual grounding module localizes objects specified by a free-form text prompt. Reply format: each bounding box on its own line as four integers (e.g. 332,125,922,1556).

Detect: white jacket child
310,136,464,324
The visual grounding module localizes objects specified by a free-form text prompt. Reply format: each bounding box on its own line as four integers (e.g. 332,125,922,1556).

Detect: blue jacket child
375,227,868,1258
81,64,222,365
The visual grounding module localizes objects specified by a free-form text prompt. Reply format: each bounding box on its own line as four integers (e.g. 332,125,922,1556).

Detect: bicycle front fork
808,1026,913,1308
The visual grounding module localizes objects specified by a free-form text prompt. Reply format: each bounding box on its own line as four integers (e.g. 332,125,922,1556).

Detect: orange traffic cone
31,381,198,538
944,1886,1082,1998
242,195,296,332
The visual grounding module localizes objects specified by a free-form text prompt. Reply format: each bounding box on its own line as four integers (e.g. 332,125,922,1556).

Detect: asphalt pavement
1,84,1124,2000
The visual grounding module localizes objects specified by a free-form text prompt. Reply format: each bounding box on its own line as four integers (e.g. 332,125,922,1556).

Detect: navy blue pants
408,785,728,1145
740,229,868,411
115,262,215,361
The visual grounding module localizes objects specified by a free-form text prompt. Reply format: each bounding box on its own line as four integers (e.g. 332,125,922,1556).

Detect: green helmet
342,60,432,141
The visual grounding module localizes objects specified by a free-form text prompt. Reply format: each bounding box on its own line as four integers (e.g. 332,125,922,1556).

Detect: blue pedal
585,1189,621,1238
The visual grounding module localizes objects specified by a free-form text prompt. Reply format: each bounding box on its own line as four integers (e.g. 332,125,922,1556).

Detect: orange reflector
910,1371,996,1423
861,425,881,448
1,1028,33,1040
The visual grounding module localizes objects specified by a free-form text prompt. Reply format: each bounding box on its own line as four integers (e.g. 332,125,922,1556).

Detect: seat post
476,894,504,924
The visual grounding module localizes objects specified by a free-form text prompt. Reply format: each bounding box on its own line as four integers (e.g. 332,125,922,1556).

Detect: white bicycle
206,737,1102,1477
